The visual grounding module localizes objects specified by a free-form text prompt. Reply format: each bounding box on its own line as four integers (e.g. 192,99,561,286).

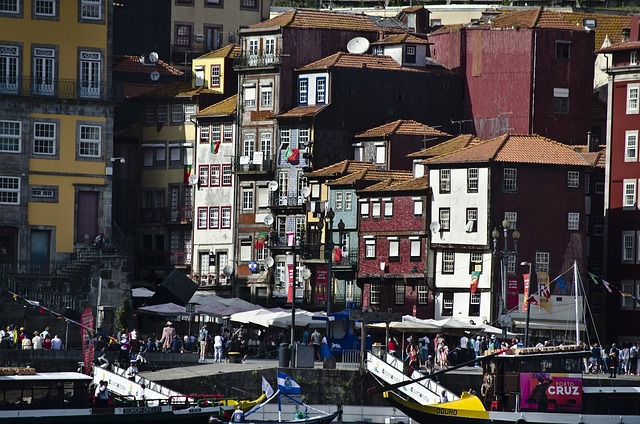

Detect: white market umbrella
138,302,187,316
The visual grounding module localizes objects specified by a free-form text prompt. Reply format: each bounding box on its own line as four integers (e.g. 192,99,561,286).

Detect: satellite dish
301,186,311,198
222,265,233,277
265,257,275,268
149,52,159,63
301,267,312,280
150,71,160,82
268,181,279,192
264,214,274,226
430,221,441,233
465,220,474,233
188,174,199,185
347,37,370,54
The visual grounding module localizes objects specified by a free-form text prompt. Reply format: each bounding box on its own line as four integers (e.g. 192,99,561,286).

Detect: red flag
287,148,299,164
529,296,539,306
470,271,481,294
539,283,551,299
39,307,46,314
332,247,342,262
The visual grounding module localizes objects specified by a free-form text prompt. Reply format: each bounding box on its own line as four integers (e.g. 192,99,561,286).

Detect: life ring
480,374,493,398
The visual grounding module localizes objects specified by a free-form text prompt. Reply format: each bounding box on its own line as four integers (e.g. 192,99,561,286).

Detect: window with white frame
295,216,305,241
442,250,455,274
469,251,483,273
535,251,550,273
223,122,232,142
626,130,638,161
31,187,55,199
81,0,101,20
156,105,167,123
221,207,231,228
185,104,196,121
413,198,423,215
0,120,20,152
372,200,381,218
244,86,256,107
632,51,638,65
507,254,516,274
275,261,285,284
33,47,55,96
439,208,450,231
467,168,479,192
568,212,580,231
78,125,100,157
242,188,253,211
360,201,370,218
279,126,290,150
171,104,183,123
503,168,517,192
621,281,634,310
345,192,353,210
210,65,220,87
256,245,268,262
243,133,255,157
384,199,393,217
335,192,343,210
469,293,481,316
299,125,310,146
375,145,386,164
365,238,376,258
34,0,56,17
567,170,580,188
198,165,208,187
0,0,19,13
624,179,636,207
353,145,363,161
240,239,252,262
298,78,308,105
260,86,272,108
388,238,399,259
395,282,405,304
199,125,209,144
197,207,207,229
316,77,326,104
442,292,453,316
628,84,640,114
211,123,221,144
79,51,101,98
504,212,517,229
466,208,478,232
622,231,635,262
222,164,232,186
410,238,421,259
264,38,275,60
370,281,380,305
417,283,428,304
32,121,55,155
209,207,219,229
259,132,271,158
0,176,19,204
440,169,451,193
1,45,19,94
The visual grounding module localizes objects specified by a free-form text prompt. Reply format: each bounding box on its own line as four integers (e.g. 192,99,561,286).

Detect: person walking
198,325,209,363
160,321,176,352
213,332,224,362
609,343,619,378
311,329,321,361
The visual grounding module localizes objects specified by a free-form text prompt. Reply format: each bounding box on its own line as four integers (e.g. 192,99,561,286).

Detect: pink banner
80,307,94,376
315,266,328,303
520,373,582,412
506,276,519,311
287,264,294,302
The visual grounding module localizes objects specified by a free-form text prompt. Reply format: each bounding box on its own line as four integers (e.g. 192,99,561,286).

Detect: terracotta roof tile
329,168,412,186
408,134,480,158
358,175,429,193
248,9,400,32
275,105,328,118
355,119,450,138
371,33,431,46
123,83,161,99
306,160,375,178
297,52,432,72
572,145,606,168
194,95,237,118
137,82,201,99
113,55,183,76
597,39,640,54
424,134,591,167
489,8,578,31
195,44,241,60
557,12,630,49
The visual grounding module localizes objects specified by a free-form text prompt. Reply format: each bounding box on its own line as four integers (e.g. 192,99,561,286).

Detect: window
503,168,517,192
621,281,634,310
79,51,101,98
199,165,208,187
375,145,386,164
175,23,192,47
78,125,100,157
370,282,380,305
240,0,257,9
563,171,580,190
622,232,635,262
568,212,580,231
395,282,405,304
244,86,256,107
467,168,479,192
372,200,381,218
222,164,232,186
504,212,517,229
535,251,550,273
418,283,429,304
439,208,450,231
466,208,477,232
365,238,376,258
335,192,343,210
553,87,569,114
388,239,399,260
405,45,416,64
260,132,271,157
260,86,272,108
593,216,604,236
624,179,636,207
410,238,421,259
209,165,220,186
80,0,101,20
413,198,423,215
439,169,451,193
33,122,56,155
0,176,19,204
626,130,638,161
345,192,353,210
156,105,167,123
0,45,19,94
240,239,252,262
243,133,255,157
298,78,308,105
469,251,483,273
469,293,481,316
223,122,232,142
299,125,309,147
0,120,20,152
210,65,220,87
595,174,605,193
33,47,55,95
353,145,363,161
211,123,221,144
185,104,196,121
264,38,275,61
170,104,183,123
144,106,156,124
242,188,253,211
384,199,393,217
209,207,219,229
442,250,455,274
632,51,638,65
221,207,231,228
316,77,326,104
442,292,453,316
555,40,570,59
197,207,207,229
34,0,56,17
628,84,639,114
360,201,370,218
0,0,19,13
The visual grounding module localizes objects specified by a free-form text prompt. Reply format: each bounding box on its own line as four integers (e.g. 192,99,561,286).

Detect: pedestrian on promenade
32,331,43,350
609,344,619,378
199,325,209,362
311,329,321,361
51,334,62,350
214,331,223,362
160,321,176,352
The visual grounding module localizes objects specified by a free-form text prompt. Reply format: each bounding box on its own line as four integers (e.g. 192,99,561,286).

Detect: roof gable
355,119,450,139
195,95,237,118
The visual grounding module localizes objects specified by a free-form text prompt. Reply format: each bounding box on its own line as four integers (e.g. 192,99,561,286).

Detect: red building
427,8,594,144
357,176,434,318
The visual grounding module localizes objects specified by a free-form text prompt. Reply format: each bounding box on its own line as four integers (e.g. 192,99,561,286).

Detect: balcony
268,191,305,211
141,207,192,223
170,207,192,224
301,245,358,268
233,53,281,70
233,153,275,175
0,76,123,102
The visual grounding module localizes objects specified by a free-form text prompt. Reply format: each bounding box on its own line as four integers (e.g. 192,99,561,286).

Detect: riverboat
381,345,640,424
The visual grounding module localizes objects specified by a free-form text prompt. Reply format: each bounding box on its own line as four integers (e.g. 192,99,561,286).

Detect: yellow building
0,0,113,269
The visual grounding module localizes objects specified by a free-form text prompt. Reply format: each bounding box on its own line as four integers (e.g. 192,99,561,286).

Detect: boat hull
210,410,341,424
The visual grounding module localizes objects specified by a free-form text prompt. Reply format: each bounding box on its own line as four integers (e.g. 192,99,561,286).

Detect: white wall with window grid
433,291,492,320
296,71,329,106
434,250,493,290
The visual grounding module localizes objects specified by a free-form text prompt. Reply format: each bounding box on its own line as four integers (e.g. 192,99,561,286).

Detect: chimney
587,131,598,153
630,16,640,42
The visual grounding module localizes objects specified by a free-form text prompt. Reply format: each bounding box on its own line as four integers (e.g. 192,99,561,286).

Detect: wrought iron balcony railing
268,191,305,208
233,53,281,69
233,154,275,174
0,76,123,102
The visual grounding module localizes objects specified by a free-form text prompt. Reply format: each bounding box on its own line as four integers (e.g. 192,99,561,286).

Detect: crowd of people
590,342,640,377
0,324,63,350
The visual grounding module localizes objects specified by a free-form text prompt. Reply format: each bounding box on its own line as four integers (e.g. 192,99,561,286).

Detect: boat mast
574,260,580,344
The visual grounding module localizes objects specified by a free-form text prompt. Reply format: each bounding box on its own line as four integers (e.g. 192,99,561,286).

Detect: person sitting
440,390,449,403
231,404,245,422
125,360,138,381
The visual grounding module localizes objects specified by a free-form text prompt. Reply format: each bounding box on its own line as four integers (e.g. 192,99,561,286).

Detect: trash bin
323,355,336,369
295,344,315,368
279,343,291,367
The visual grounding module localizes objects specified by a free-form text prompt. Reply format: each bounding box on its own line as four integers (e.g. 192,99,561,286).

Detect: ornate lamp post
492,218,520,339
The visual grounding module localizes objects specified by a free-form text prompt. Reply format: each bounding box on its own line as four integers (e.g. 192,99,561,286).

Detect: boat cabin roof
0,372,92,383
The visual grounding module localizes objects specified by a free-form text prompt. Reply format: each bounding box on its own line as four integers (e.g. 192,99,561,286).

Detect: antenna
265,257,275,268
301,186,311,198
347,37,370,54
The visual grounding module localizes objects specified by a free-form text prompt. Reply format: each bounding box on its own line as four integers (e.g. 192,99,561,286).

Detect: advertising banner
520,373,582,412
315,265,328,303
522,274,530,312
506,276,520,311
80,307,94,376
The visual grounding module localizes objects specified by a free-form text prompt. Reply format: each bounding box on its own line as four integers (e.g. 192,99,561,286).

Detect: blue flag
277,371,301,394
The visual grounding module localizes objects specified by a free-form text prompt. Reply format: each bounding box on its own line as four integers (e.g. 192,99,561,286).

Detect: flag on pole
262,376,275,397
284,146,292,162
211,140,221,154
255,232,268,249
602,279,613,293
539,283,551,299
470,271,480,294
287,148,300,164
277,371,301,394
537,272,550,312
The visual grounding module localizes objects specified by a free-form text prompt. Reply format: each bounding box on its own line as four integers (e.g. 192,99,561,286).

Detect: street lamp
521,260,534,347
326,208,335,316
492,218,520,338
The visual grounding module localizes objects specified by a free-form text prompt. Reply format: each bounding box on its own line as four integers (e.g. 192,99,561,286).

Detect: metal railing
300,245,358,266
233,53,281,68
268,191,305,208
233,155,275,174
0,76,123,102
340,349,363,369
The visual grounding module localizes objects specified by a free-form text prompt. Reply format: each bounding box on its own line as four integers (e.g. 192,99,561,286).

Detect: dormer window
583,18,596,29
405,45,416,64
631,51,638,66
374,46,384,56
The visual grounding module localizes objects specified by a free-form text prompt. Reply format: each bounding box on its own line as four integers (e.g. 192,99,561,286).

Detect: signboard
80,307,94,376
520,373,582,412
350,311,402,322
315,265,328,303
522,274,530,313
506,276,519,311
